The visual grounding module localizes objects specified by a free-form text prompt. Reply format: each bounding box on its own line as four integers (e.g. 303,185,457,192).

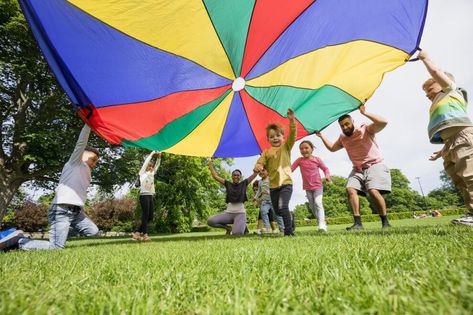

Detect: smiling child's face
267,129,284,147
299,142,313,158
423,79,442,101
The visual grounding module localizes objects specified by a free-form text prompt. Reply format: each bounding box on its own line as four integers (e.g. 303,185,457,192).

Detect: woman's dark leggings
270,184,293,235
137,194,154,234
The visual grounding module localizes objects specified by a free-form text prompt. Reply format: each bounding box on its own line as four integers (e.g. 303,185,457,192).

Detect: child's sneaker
131,232,141,241
0,229,24,251
452,214,473,226
253,229,262,235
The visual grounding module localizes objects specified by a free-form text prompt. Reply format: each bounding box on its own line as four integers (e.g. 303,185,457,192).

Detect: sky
229,0,473,208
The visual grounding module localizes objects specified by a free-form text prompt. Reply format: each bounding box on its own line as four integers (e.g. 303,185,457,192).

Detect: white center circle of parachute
232,77,246,91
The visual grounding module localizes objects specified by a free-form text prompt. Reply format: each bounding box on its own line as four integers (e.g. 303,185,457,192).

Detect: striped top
428,83,472,144
255,177,271,202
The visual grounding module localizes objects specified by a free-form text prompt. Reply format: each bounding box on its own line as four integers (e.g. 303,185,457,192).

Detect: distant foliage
384,169,424,212
321,175,371,216
152,155,231,233
14,201,48,232
88,197,136,232
293,203,311,220
297,169,445,216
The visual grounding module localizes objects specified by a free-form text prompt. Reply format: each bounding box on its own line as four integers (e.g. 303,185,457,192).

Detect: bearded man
316,105,392,230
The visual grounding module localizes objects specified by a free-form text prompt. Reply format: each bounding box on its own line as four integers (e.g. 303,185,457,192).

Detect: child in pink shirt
292,141,332,231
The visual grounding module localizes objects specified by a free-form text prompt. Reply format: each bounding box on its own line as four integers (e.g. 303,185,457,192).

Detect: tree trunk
0,173,22,223
0,81,29,223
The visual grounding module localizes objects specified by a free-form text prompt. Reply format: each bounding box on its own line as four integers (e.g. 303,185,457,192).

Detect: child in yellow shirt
254,109,296,236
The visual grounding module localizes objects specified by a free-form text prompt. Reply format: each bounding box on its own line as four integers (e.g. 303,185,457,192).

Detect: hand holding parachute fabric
20,0,428,157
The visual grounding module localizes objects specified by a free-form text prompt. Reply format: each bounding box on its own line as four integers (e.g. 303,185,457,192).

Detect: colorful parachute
20,0,427,157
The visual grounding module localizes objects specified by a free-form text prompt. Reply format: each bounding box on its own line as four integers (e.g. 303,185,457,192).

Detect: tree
244,180,260,224
383,169,424,212
426,189,461,209
322,175,370,216
439,170,464,203
426,170,463,209
152,156,232,233
0,2,145,222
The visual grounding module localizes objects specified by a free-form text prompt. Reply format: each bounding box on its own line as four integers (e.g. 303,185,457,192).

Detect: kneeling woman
207,159,258,235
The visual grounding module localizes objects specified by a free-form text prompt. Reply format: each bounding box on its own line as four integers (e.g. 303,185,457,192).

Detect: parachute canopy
20,0,428,157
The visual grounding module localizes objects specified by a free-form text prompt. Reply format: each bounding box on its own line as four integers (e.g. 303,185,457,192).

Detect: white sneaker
318,227,327,232
452,214,473,226
254,229,262,235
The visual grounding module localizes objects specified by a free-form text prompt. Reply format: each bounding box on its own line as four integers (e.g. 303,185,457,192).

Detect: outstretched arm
318,158,332,184
152,151,162,173
429,145,445,161
254,154,266,173
359,105,388,134
69,124,91,164
208,158,225,185
315,131,343,152
286,108,297,149
418,50,453,89
246,170,259,184
139,151,155,175
291,159,299,172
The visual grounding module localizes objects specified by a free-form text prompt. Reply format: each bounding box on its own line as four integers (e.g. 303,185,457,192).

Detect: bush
14,201,48,232
191,225,212,233
297,207,468,226
88,197,136,232
1,211,16,230
111,221,135,233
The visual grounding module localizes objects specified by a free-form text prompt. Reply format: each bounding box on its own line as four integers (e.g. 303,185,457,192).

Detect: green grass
1,216,472,314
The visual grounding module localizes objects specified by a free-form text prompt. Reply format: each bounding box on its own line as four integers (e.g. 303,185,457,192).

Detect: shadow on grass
67,224,462,249
67,232,258,248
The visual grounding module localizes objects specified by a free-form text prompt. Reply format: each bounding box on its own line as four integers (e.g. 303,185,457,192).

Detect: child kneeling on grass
1,124,99,251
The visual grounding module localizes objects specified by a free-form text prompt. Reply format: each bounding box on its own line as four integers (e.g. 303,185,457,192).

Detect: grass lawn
1,216,472,314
